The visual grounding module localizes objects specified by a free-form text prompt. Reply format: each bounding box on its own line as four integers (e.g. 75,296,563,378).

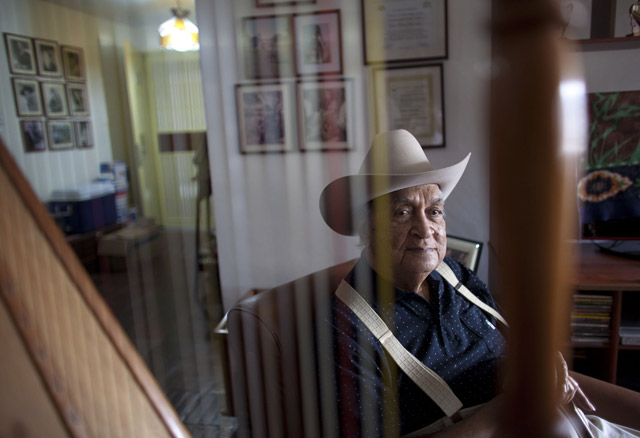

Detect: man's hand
555,352,596,412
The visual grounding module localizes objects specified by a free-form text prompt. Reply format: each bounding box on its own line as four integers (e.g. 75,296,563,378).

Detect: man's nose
411,212,433,238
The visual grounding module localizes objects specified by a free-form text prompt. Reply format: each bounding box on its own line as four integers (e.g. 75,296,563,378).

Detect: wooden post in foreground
490,1,584,436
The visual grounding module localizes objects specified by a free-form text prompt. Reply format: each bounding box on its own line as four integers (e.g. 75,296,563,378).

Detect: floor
90,228,236,437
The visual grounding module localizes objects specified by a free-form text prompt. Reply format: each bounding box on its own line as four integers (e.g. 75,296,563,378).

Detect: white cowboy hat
319,129,470,236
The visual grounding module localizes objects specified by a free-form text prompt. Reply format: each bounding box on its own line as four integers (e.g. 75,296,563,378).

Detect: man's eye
394,208,409,216
431,208,443,216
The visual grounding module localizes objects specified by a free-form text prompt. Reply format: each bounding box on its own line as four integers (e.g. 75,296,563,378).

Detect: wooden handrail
0,136,190,438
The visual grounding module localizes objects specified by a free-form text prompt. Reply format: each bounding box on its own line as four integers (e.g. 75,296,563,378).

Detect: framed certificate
372,63,445,148
362,0,448,64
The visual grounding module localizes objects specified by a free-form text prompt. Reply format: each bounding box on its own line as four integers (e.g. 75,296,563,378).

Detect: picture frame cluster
4,33,92,153
236,5,353,153
235,0,449,153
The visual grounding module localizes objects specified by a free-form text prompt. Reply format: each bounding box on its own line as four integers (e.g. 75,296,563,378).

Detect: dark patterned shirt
330,256,507,437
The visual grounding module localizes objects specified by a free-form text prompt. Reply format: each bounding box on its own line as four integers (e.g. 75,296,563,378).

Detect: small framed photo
241,15,293,79
74,120,93,148
296,78,354,151
12,78,43,117
20,119,47,153
362,0,448,64
446,235,483,273
256,0,315,7
41,81,68,117
560,0,593,40
235,82,294,154
4,33,36,75
34,38,62,77
372,63,445,148
61,45,85,81
67,83,89,116
293,10,342,76
47,120,75,150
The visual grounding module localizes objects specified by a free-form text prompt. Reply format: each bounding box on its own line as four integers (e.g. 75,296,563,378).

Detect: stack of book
571,294,612,345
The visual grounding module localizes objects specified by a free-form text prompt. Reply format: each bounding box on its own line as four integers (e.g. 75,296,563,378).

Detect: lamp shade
159,8,199,52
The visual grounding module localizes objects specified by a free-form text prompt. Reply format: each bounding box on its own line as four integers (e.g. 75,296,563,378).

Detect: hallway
90,228,235,437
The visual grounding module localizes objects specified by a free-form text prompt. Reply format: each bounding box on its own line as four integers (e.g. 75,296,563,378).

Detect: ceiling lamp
158,7,199,52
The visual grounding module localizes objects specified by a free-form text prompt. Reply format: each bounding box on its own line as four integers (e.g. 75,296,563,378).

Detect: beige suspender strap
435,262,509,328
335,280,464,418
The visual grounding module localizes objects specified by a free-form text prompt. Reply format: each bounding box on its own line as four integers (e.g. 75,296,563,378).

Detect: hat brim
319,153,470,236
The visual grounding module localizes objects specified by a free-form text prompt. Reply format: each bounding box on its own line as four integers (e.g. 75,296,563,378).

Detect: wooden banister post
489,1,583,436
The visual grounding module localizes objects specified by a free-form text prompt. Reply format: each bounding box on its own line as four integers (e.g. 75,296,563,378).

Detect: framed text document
362,0,448,64
373,63,445,148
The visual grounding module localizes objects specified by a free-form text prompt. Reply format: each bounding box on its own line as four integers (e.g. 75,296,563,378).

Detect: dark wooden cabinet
65,222,124,274
571,243,640,391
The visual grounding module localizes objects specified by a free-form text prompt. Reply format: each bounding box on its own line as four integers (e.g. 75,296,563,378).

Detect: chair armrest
570,371,640,430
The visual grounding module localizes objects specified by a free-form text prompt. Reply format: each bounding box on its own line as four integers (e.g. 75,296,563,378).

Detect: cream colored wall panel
149,53,206,133
160,152,198,227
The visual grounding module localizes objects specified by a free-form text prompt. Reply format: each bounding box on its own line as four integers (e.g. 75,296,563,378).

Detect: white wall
0,0,132,201
198,0,493,309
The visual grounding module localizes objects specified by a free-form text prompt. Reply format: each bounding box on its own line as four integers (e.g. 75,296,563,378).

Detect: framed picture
41,81,68,117
74,120,93,148
578,90,640,238
361,0,448,64
560,0,593,40
47,120,75,150
235,82,294,153
296,78,354,151
4,33,36,75
372,63,445,148
12,78,43,117
256,0,315,7
34,38,62,77
20,120,47,153
241,15,293,79
61,45,85,81
67,83,89,116
446,235,483,273
293,10,342,76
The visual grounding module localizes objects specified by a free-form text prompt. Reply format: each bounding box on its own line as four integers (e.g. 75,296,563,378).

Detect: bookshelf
570,242,640,391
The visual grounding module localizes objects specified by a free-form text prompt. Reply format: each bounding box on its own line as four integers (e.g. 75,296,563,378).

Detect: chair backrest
227,259,356,438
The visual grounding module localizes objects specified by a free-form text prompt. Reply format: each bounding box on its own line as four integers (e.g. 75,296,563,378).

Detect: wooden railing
0,136,190,437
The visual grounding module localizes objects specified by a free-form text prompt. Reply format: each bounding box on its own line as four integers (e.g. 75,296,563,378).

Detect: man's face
369,184,447,285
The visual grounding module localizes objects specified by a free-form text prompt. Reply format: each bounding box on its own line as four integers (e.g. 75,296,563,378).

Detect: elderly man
319,130,639,437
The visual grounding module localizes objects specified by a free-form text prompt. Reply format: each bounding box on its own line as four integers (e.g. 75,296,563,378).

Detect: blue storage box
49,183,117,234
